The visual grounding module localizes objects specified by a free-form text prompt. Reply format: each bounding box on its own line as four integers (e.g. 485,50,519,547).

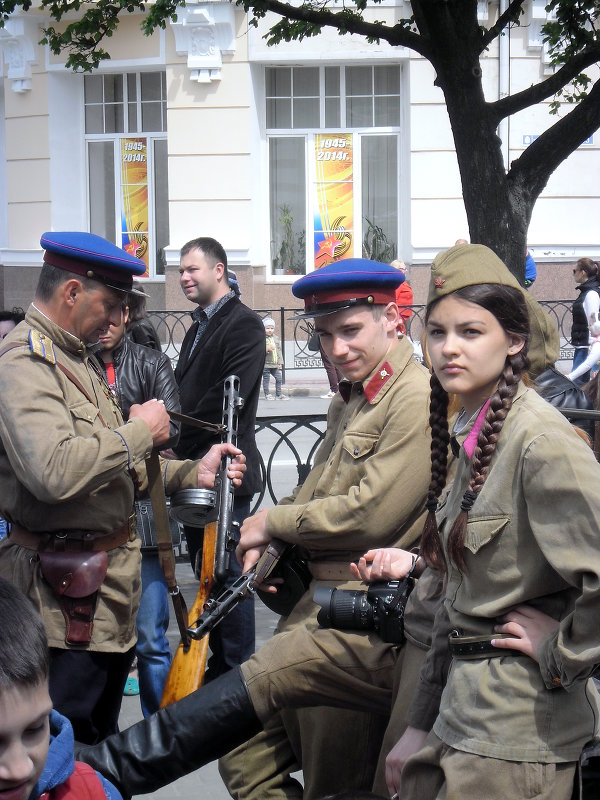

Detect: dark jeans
49,646,135,744
263,367,283,397
184,495,256,682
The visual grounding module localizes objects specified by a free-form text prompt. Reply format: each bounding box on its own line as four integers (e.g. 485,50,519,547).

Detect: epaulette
28,329,57,365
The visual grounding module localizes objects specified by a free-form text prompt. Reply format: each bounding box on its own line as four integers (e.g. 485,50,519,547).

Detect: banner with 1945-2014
121,137,150,276
313,134,354,269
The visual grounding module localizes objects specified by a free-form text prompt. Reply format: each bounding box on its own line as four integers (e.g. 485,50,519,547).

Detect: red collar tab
364,361,394,402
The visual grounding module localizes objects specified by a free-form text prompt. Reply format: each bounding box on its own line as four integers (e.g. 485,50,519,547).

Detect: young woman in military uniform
390,244,600,800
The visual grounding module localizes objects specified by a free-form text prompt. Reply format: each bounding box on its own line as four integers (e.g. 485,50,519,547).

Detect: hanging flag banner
121,137,150,276
313,134,353,269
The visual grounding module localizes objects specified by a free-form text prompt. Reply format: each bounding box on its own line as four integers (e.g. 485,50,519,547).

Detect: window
266,66,402,278
84,72,168,278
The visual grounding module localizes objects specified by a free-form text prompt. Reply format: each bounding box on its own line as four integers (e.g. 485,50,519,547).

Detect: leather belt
448,631,522,659
309,561,353,581
9,516,137,553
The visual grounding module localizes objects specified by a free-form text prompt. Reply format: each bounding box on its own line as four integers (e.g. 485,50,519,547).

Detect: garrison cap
40,231,147,295
292,258,403,319
428,243,559,378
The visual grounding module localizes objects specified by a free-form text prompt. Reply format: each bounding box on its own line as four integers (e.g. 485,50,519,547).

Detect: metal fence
147,300,578,373
251,413,327,513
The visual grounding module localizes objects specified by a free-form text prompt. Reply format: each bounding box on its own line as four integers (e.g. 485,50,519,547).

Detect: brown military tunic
221,336,433,799
0,305,199,652
412,385,600,764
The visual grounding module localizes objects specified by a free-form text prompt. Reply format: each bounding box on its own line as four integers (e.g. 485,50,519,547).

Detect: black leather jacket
535,365,594,439
97,335,181,450
128,317,162,352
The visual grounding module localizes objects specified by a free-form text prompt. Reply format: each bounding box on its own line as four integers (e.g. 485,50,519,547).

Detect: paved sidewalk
120,561,302,800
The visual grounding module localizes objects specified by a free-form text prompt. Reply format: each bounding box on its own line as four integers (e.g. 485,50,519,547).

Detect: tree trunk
415,0,531,281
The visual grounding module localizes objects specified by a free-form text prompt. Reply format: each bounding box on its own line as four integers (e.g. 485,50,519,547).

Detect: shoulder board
28,330,57,365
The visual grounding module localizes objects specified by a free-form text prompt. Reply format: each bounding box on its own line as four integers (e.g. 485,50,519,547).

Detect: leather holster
39,550,108,646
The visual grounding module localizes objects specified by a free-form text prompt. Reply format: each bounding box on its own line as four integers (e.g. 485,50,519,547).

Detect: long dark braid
421,283,531,575
421,373,450,572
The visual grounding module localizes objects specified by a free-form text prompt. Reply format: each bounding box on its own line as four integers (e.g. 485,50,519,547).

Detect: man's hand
129,399,170,447
385,726,429,797
237,509,272,573
197,444,246,489
493,605,560,662
350,548,416,582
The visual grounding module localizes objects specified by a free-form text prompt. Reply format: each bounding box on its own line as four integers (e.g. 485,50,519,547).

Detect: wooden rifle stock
160,519,217,706
160,374,242,707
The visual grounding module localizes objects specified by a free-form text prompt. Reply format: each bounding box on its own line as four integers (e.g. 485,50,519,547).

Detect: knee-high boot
75,667,261,798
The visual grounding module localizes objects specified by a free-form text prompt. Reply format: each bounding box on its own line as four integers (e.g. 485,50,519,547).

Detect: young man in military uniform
76,257,432,795
0,231,245,745
219,258,432,799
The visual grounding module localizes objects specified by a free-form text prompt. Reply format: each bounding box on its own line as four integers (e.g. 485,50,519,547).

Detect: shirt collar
191,290,235,322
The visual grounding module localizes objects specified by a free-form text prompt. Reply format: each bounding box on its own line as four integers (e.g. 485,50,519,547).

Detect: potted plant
362,217,396,263
278,204,295,272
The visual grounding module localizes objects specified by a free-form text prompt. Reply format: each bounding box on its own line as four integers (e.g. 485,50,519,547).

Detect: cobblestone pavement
120,560,301,800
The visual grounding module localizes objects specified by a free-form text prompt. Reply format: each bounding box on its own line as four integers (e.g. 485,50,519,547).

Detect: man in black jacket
175,237,264,680
97,301,181,716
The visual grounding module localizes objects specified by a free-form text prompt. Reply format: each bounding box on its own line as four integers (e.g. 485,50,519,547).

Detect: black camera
313,578,413,644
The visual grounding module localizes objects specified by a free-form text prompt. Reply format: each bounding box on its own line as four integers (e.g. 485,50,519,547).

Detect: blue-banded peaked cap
292,258,404,318
40,231,147,295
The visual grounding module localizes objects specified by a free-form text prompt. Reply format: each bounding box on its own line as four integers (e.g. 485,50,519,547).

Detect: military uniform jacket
267,336,430,561
420,385,600,762
265,337,431,645
0,306,198,651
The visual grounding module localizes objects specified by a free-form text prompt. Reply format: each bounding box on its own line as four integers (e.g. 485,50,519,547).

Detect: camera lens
314,587,375,631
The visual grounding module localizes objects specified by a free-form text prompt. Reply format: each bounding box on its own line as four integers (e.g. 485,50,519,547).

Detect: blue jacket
31,710,122,800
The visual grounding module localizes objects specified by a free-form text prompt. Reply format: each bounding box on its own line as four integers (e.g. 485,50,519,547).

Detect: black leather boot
75,667,261,797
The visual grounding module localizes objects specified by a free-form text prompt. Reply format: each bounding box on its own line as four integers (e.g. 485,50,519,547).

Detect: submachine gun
161,374,244,705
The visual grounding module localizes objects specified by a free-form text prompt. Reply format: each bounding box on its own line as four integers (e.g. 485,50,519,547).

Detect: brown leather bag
39,551,108,646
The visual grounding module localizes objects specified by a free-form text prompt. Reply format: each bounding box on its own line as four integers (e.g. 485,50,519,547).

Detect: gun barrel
214,374,242,583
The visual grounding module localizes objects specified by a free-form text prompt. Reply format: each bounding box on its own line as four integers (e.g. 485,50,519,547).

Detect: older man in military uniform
0,231,245,744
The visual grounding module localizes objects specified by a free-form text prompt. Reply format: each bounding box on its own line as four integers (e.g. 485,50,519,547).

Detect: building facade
0,0,598,314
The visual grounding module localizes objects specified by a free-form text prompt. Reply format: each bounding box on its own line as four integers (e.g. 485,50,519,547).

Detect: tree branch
488,41,600,121
508,78,600,200
479,0,525,52
237,0,431,57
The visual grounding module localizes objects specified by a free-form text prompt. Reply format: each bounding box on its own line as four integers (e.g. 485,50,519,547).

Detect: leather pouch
39,550,108,646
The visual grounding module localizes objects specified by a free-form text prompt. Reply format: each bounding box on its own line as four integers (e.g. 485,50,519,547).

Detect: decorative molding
0,16,39,93
0,249,43,268
171,1,236,84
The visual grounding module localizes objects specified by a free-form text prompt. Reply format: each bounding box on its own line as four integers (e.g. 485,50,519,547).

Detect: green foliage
543,0,600,112
0,0,32,24
272,205,306,274
362,218,395,264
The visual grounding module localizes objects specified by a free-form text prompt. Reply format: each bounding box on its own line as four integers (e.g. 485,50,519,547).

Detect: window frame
84,71,168,280
265,64,404,282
